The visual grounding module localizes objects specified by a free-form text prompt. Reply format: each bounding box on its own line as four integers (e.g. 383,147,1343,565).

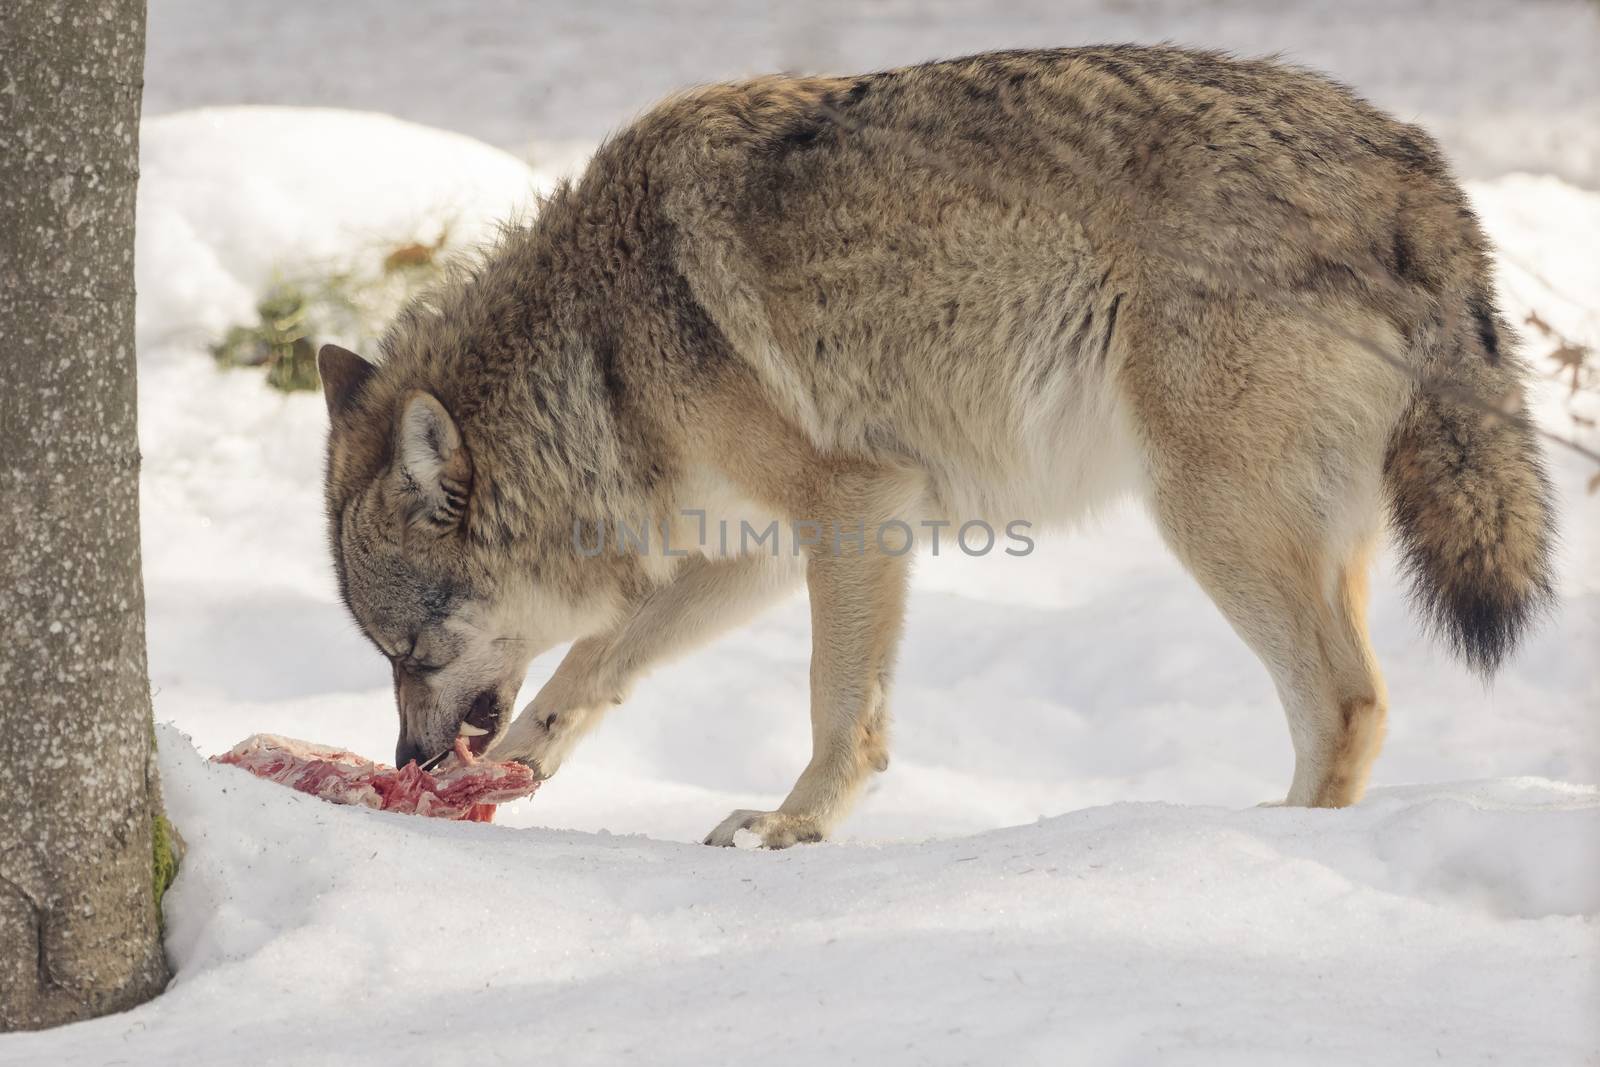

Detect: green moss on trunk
152,812,178,918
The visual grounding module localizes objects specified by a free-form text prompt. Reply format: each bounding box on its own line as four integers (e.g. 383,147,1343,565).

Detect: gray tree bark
0,0,172,1029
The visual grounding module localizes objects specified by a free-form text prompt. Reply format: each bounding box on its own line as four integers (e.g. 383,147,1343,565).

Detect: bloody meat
213,734,539,822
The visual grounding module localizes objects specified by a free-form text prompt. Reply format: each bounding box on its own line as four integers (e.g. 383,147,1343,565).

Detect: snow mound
7,728,1594,1066
135,107,546,356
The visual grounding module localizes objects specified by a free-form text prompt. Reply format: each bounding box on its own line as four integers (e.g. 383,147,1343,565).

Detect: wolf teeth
457,722,488,737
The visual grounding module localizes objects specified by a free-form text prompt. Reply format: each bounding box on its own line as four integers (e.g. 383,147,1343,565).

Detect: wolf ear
318,344,376,420
397,392,471,532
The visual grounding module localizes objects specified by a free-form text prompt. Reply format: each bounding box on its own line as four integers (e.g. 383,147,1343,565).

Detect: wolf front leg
490,552,803,778
705,496,914,848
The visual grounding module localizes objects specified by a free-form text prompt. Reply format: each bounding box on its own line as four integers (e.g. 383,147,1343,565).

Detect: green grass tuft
211,224,457,394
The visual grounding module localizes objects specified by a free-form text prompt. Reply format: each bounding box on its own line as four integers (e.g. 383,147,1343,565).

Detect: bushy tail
1383,309,1557,676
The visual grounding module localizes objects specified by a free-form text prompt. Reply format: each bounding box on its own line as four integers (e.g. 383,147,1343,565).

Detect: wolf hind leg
1127,307,1408,807
1158,481,1389,806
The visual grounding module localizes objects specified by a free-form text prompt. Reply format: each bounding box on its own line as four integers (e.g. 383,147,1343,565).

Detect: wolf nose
395,738,426,768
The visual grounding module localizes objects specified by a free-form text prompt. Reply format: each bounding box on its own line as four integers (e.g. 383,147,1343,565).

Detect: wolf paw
488,705,591,779
703,809,827,849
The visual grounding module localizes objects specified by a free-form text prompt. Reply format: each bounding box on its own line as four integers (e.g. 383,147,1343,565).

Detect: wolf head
316,343,617,770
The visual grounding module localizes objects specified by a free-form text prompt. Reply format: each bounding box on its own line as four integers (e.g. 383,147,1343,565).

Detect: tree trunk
0,0,172,1029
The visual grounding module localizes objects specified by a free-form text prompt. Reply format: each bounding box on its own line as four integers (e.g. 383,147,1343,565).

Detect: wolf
317,45,1555,848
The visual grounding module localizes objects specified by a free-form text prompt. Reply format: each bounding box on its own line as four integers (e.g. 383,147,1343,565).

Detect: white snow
8,745,1597,1065
7,15,1600,1063
135,106,546,359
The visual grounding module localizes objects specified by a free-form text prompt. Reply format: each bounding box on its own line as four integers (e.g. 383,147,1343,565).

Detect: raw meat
213,734,539,822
